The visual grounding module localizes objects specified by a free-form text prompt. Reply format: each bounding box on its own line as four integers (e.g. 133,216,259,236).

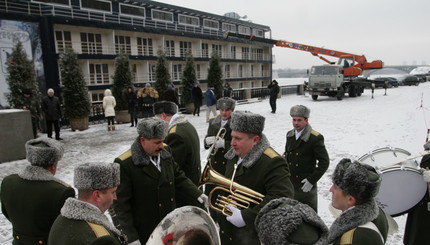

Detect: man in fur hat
203,97,236,220
255,197,328,245
217,111,294,245
112,117,207,244
48,162,127,245
267,80,279,113
283,105,329,212
328,159,389,245
1,138,75,245
154,101,201,188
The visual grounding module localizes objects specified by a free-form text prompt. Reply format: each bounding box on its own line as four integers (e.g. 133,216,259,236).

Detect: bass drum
358,147,427,217
146,206,220,245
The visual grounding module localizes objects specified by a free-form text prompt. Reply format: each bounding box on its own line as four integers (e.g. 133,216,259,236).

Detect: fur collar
168,115,188,130
328,200,379,243
224,134,270,168
18,165,67,186
286,124,313,142
61,198,121,236
130,137,172,166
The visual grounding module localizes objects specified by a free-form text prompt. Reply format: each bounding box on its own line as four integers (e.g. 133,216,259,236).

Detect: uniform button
296,153,298,155
16,236,19,240
159,203,162,207
39,241,44,244
171,198,174,202
296,175,298,178
289,162,292,165
222,162,225,165
221,230,224,234
170,182,172,185
229,237,233,241
296,164,298,167
214,161,217,164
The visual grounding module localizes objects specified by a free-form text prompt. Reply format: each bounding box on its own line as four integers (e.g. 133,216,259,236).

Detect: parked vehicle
373,77,399,88
401,76,420,86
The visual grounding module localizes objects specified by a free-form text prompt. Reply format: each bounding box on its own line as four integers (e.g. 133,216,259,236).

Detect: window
179,14,199,27
225,64,230,78
33,0,70,6
201,43,209,58
81,32,102,54
131,64,137,82
152,9,173,22
91,92,104,103
89,64,109,85
196,64,201,79
212,44,222,57
238,65,243,77
238,26,251,35
149,64,156,82
261,65,264,76
253,29,264,37
179,41,192,57
222,23,236,33
81,0,111,12
230,46,236,59
251,48,263,60
165,40,175,57
172,64,182,81
242,47,249,60
120,3,145,17
55,30,72,53
115,35,131,54
203,19,219,30
137,37,153,56
251,65,254,77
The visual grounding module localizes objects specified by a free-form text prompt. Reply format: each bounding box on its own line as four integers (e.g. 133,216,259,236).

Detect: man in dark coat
48,162,126,245
203,97,235,220
126,87,138,127
223,83,233,98
164,84,179,105
112,117,208,244
283,105,329,212
217,111,294,245
191,82,203,116
1,138,75,245
328,159,389,245
41,88,63,140
267,80,280,113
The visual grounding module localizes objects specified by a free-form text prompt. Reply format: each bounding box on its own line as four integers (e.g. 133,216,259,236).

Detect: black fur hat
230,111,265,135
137,117,168,139
290,105,310,118
74,162,120,190
25,138,64,167
217,97,236,110
153,101,178,115
255,197,328,245
332,159,381,203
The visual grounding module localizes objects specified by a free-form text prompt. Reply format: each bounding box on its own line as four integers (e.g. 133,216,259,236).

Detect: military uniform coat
283,123,329,211
112,139,203,244
48,198,125,245
218,135,294,245
0,166,75,245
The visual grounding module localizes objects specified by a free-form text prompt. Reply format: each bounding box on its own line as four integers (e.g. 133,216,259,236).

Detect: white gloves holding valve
198,194,209,209
301,179,313,192
226,205,246,228
205,136,225,149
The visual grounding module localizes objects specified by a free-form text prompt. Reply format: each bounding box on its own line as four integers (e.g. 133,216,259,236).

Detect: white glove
423,170,430,182
205,136,215,145
128,240,141,245
198,194,209,209
226,205,246,228
301,179,313,192
214,138,225,149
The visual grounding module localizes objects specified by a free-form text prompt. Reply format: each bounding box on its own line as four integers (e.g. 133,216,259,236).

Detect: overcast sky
155,0,430,69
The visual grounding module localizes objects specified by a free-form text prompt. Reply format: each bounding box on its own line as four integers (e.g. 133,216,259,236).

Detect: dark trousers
106,116,115,125
46,119,60,139
193,100,201,115
129,110,138,125
293,184,318,212
269,96,277,113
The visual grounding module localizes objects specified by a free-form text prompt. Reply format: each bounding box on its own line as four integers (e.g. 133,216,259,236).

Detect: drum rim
358,147,411,162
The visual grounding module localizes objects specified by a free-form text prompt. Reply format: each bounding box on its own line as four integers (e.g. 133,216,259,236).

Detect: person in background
137,83,159,119
283,105,329,212
17,88,41,138
1,138,75,245
205,86,217,123
191,82,203,116
267,80,279,114
223,83,233,98
126,86,138,127
164,84,179,105
48,162,127,245
112,117,207,244
255,197,328,245
216,111,294,245
103,89,116,131
42,88,63,140
328,159,388,245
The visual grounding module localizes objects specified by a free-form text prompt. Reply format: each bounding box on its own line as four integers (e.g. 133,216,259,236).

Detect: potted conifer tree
112,50,133,123
181,51,197,113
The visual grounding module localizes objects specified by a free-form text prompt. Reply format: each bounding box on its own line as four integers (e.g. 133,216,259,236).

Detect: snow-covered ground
2,81,430,244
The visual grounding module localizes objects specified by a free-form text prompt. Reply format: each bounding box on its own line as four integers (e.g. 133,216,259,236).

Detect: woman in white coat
103,89,116,131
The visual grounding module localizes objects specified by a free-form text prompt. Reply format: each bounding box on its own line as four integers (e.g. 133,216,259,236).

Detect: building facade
0,0,273,106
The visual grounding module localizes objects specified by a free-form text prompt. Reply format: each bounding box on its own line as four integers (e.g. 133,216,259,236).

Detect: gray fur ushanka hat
230,111,265,135
153,101,178,115
217,97,236,110
255,197,328,245
25,138,64,167
74,162,120,190
332,158,381,203
290,105,310,118
137,117,168,139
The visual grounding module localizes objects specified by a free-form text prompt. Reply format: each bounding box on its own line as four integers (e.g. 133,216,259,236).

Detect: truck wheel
312,95,318,101
357,88,362,96
337,89,344,100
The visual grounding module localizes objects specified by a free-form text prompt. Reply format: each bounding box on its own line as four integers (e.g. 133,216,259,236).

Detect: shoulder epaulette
53,179,71,187
264,148,279,159
340,228,356,245
169,125,177,134
87,222,109,238
117,149,132,161
311,130,320,136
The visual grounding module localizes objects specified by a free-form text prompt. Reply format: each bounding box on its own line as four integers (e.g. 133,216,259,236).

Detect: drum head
358,147,411,168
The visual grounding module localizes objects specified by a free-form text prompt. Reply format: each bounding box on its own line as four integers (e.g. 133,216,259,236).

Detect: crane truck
227,33,384,100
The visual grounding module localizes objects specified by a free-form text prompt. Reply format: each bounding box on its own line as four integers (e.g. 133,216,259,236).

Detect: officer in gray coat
1,138,75,245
